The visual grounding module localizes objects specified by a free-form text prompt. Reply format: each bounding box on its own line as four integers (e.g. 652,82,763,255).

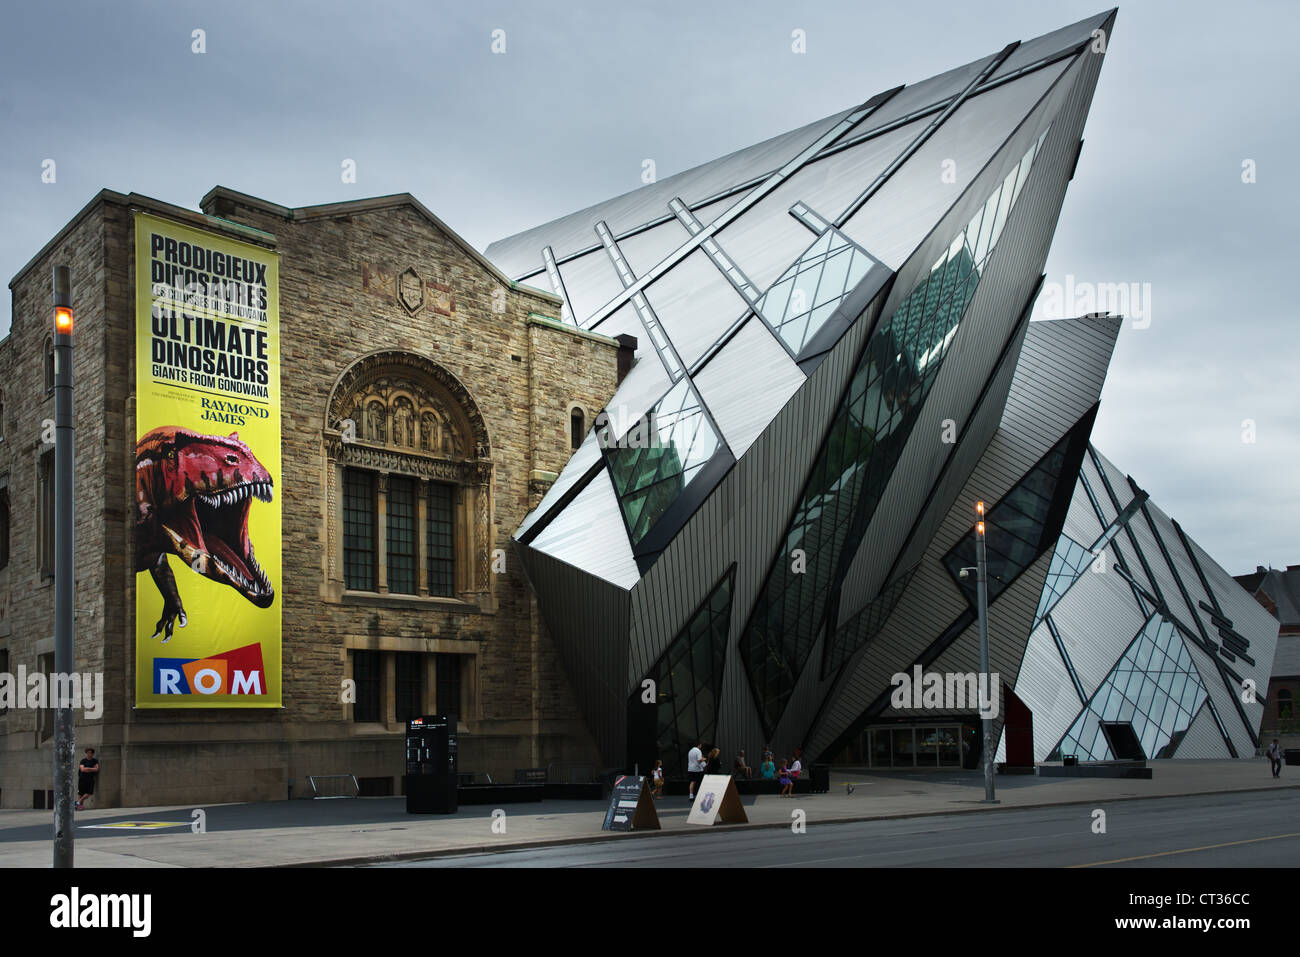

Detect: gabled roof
199,186,560,305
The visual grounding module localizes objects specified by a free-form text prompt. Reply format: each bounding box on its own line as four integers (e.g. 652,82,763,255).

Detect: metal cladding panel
1013,620,1088,759
1122,496,1201,632
644,249,751,368
628,285,890,758
601,332,675,433
529,467,641,590
616,217,692,279
713,118,928,292
833,53,1093,621
883,549,1050,721
1008,316,1119,436
850,53,999,136
517,543,631,767
694,317,805,458
516,428,603,538
1063,472,1106,545
840,56,1073,270
1184,531,1283,663
558,246,626,326
987,10,1112,80
484,109,852,277
1173,702,1231,759
1182,637,1262,757
778,115,930,223
863,310,1033,608
929,548,1053,688
1046,555,1150,698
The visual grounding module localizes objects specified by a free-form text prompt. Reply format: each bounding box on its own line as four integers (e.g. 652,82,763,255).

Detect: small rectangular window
343,469,376,591
427,483,454,597
38,453,54,579
395,652,424,724
386,476,416,595
436,653,461,721
352,650,381,723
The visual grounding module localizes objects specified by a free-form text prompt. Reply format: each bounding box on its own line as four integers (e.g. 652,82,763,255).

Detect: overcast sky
1,0,1295,575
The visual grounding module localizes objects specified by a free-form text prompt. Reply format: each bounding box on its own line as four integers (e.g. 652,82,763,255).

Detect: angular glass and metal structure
494,10,1279,770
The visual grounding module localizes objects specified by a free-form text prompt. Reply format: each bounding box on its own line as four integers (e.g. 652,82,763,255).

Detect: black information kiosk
405,715,458,814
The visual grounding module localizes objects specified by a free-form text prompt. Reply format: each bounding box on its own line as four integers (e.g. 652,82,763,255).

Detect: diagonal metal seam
810,275,1042,712
541,245,574,324
835,41,1021,229
1045,613,1088,705
1088,452,1255,746
668,197,760,305
514,37,1091,287
1109,558,1257,751
1035,486,1148,626
594,219,686,382
579,87,905,333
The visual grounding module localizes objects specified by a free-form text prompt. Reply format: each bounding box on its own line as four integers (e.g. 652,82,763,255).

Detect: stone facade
0,187,627,807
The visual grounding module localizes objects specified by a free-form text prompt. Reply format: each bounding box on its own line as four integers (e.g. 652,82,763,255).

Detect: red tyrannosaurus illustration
135,426,275,640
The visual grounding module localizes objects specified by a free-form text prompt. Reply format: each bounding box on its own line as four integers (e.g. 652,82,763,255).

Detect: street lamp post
974,502,997,804
52,265,75,868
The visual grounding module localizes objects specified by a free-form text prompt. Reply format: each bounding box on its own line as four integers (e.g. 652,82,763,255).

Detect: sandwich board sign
602,774,660,831
686,774,749,826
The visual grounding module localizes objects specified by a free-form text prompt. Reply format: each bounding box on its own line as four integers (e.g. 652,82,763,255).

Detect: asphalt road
382,788,1300,867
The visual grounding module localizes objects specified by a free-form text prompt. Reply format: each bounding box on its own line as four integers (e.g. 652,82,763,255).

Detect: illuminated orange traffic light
976,521,985,536
976,500,985,516
54,306,73,334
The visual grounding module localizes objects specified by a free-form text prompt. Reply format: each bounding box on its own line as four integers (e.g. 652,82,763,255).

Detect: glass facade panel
631,568,735,778
1049,615,1208,762
603,377,723,545
740,130,1052,737
753,227,876,354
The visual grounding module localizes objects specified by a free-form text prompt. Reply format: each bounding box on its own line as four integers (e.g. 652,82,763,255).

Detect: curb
278,780,1300,868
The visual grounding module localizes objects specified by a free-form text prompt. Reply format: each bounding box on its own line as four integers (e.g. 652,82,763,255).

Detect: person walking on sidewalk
1267,739,1283,778
76,747,99,810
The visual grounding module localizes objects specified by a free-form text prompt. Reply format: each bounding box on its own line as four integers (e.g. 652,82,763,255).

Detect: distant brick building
0,186,629,807
1237,565,1300,738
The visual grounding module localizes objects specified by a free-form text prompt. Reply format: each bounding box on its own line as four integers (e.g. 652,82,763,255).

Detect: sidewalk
1,760,1295,867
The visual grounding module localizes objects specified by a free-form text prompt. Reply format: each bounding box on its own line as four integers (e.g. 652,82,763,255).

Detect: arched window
1278,688,1293,720
44,338,55,394
570,407,585,451
324,351,492,603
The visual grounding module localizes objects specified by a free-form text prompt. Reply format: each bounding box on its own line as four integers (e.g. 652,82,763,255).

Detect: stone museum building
0,185,629,807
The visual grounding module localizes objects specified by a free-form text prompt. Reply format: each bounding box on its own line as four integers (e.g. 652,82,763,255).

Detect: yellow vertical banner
133,212,281,708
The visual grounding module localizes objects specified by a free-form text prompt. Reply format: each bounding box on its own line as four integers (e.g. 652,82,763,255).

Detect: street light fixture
973,501,997,804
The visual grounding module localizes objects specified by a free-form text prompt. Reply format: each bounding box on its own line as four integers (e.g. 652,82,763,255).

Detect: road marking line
1070,831,1300,867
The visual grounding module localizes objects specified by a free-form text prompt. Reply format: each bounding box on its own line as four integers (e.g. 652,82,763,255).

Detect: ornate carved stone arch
321,350,494,607
326,350,491,458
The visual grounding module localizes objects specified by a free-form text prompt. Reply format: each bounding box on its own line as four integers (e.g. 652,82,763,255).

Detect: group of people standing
656,740,804,801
